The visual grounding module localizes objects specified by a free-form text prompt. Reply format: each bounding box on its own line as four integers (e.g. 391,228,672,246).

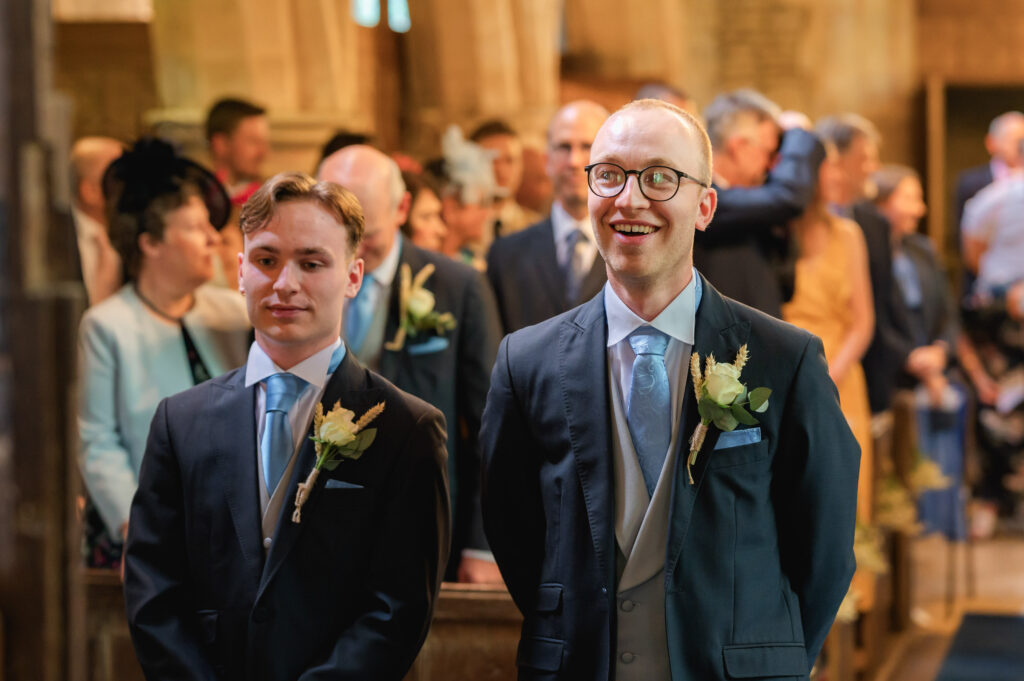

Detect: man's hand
457,556,505,585
923,372,950,407
905,343,947,379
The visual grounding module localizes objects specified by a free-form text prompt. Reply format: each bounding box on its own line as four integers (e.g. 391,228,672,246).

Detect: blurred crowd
69,86,1024,592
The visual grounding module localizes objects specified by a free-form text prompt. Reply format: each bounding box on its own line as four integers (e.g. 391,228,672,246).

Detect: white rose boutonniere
291,400,385,523
384,263,456,351
686,345,771,484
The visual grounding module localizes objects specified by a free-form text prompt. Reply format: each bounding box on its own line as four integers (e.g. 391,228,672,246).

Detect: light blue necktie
345,272,376,355
627,326,672,497
261,373,308,494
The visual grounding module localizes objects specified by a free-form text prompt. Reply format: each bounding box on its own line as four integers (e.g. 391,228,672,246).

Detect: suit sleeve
123,398,220,681
455,271,503,553
300,408,451,681
772,335,859,669
479,336,545,613
698,128,825,247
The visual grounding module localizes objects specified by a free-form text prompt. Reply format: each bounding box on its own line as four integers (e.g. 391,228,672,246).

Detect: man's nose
274,262,300,292
615,174,649,208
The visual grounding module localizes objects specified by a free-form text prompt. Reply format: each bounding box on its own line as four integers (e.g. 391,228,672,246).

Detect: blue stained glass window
388,0,411,33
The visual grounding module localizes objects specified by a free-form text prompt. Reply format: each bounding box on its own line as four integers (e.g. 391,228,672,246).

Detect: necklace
133,284,193,323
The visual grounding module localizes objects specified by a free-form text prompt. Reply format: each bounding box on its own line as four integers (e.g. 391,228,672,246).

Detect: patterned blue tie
627,327,672,497
345,272,376,355
261,373,308,494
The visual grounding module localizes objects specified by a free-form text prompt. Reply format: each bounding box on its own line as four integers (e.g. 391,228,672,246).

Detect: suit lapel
666,275,750,581
378,238,417,381
559,294,615,583
213,370,264,586
257,353,380,595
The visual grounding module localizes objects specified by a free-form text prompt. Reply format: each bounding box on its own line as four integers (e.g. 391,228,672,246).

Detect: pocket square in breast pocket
407,336,450,355
714,427,762,450
324,479,364,490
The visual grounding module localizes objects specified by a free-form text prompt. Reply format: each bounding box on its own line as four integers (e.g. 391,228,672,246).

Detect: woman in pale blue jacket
77,138,250,566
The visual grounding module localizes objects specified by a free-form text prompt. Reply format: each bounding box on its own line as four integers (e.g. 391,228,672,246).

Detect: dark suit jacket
376,238,500,563
694,129,825,319
487,215,607,334
124,353,450,681
480,275,859,680
852,201,915,413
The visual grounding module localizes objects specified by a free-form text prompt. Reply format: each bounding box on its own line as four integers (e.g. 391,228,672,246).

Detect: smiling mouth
612,223,658,235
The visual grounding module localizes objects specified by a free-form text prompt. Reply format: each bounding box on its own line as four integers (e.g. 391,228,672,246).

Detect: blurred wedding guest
470,119,540,245
427,127,498,271
873,165,968,540
206,97,270,207
317,129,372,169
515,141,553,214
77,138,251,568
400,171,447,252
696,89,824,318
634,81,696,115
818,114,914,416
783,141,876,608
961,156,1024,299
487,100,609,334
953,111,1024,253
70,137,125,305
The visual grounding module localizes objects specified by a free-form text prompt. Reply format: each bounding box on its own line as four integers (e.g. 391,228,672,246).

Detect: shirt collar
245,338,344,389
605,269,700,347
367,234,403,287
551,200,593,244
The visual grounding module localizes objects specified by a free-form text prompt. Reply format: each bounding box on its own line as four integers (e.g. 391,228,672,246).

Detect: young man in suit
124,173,450,681
318,145,502,584
481,100,860,680
487,100,610,335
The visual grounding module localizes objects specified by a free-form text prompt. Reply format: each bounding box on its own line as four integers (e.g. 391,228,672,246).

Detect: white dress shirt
961,173,1024,295
551,201,598,274
245,338,345,539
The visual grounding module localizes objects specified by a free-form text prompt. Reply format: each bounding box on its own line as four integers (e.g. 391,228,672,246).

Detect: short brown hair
240,172,364,254
205,97,266,142
619,98,713,186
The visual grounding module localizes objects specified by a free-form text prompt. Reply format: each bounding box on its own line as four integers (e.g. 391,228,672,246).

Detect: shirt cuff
460,549,496,563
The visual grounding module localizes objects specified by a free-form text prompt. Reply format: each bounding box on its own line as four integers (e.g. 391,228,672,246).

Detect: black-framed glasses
584,162,710,201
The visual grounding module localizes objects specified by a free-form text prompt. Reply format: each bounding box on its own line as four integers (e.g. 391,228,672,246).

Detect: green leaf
731,403,759,426
748,387,772,413
697,397,715,423
322,455,343,472
355,428,377,450
712,411,739,432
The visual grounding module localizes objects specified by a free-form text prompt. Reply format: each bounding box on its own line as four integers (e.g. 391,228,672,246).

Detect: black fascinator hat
102,137,231,280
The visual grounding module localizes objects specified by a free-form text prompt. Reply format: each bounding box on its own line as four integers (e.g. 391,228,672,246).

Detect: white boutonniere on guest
384,263,456,351
686,345,771,484
292,400,385,523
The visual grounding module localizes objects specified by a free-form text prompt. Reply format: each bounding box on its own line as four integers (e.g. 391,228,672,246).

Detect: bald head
317,145,408,274
986,111,1024,167
546,100,610,219
70,136,124,221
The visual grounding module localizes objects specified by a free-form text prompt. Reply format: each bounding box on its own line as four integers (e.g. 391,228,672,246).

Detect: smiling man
124,172,450,681
480,100,860,681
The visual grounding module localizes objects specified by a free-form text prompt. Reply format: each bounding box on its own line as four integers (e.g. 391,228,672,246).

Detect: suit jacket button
620,652,635,664
252,606,270,624
601,587,608,595
620,599,635,612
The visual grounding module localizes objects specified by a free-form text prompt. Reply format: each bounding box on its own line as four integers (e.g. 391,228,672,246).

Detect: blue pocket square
324,479,364,490
407,336,450,355
714,427,762,450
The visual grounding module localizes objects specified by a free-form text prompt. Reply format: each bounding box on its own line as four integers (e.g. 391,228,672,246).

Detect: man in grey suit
319,146,502,584
487,100,610,334
481,99,859,680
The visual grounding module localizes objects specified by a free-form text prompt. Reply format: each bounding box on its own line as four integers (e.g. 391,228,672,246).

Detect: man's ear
694,187,718,233
237,249,246,294
137,231,159,257
394,191,412,227
209,133,228,161
345,257,365,300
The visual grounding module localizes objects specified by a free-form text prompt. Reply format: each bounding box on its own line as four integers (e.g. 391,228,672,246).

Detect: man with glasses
696,89,825,318
487,100,610,335
481,99,859,681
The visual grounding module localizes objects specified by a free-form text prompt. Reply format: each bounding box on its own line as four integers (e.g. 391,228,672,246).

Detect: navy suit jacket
124,353,450,681
480,275,859,680
376,238,500,562
487,216,606,335
694,129,825,319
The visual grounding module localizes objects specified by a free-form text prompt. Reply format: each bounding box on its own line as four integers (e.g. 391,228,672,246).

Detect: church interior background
2,0,1024,679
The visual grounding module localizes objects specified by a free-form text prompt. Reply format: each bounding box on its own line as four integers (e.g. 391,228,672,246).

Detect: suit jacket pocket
407,336,450,355
535,583,562,613
722,642,807,679
714,427,761,450
516,636,564,672
708,438,771,470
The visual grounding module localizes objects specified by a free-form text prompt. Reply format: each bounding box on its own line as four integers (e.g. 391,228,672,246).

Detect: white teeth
614,224,655,234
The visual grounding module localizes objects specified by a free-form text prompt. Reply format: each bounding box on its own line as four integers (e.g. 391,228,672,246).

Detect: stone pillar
402,0,561,157
147,0,377,175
